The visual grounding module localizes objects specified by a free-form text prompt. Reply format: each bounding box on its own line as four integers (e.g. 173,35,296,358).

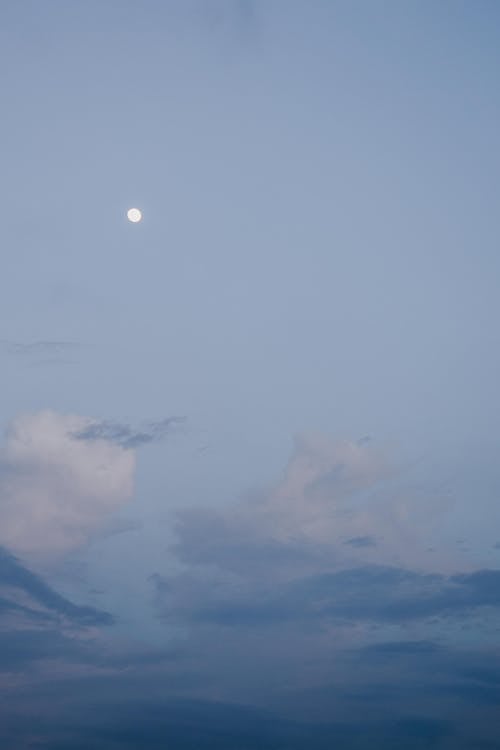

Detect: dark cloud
449,569,500,606
172,507,317,573
357,435,372,445
154,564,500,628
441,681,500,706
0,628,83,670
0,693,459,750
359,639,443,656
96,518,143,540
458,666,500,686
282,641,500,733
313,566,500,621
73,416,185,449
1,563,500,748
141,435,500,747
0,547,113,626
394,718,454,744
1,436,497,749
344,535,377,548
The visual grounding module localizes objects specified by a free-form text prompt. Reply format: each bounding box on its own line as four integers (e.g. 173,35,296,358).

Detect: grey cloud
449,569,500,606
154,434,500,647
173,507,318,574
0,546,113,626
0,628,84,670
0,691,459,750
0,339,78,356
95,517,143,540
169,434,391,578
1,584,499,749
392,718,453,745
442,682,500,706
26,357,76,368
148,431,500,735
296,567,453,622
282,566,500,622
168,431,456,594
286,642,500,729
73,416,185,449
154,564,500,628
344,535,377,548
458,666,500,686
350,640,500,689
0,339,79,367
0,548,116,686
358,640,443,656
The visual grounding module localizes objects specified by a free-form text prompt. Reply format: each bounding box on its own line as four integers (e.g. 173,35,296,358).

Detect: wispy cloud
0,339,79,366
72,417,185,449
344,535,377,548
0,339,78,355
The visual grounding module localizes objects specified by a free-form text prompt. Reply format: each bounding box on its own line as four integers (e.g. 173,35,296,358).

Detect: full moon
127,207,142,223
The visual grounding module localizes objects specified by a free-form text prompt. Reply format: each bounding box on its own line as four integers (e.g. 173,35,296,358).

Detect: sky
1,1,500,747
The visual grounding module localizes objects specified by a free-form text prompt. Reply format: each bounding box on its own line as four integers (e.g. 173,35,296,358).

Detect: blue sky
1,1,500,747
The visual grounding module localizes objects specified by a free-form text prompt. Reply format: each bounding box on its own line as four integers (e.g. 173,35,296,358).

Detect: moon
127,208,142,223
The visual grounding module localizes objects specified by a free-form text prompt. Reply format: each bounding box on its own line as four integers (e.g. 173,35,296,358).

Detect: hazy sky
1,2,500,748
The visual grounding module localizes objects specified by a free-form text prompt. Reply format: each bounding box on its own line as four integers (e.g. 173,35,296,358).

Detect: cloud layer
1,431,500,748
147,432,500,721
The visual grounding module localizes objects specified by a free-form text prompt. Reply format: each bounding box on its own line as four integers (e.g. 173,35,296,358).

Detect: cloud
0,410,136,562
164,432,461,606
0,546,113,627
148,431,500,717
0,546,114,684
358,639,443,656
344,535,377,548
73,416,185,449
155,564,500,628
94,517,143,540
0,339,79,366
1,428,497,748
0,692,459,750
171,431,459,579
171,433,391,573
0,339,78,356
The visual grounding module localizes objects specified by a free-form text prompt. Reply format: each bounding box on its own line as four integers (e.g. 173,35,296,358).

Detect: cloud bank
148,432,500,719
0,431,499,748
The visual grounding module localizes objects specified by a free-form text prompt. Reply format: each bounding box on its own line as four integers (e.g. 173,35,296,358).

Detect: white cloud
0,411,136,562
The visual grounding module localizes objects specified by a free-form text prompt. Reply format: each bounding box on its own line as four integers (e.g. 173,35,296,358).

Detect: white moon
127,208,142,223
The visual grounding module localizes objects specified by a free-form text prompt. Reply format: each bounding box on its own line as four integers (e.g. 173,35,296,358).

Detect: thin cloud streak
73,416,186,449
